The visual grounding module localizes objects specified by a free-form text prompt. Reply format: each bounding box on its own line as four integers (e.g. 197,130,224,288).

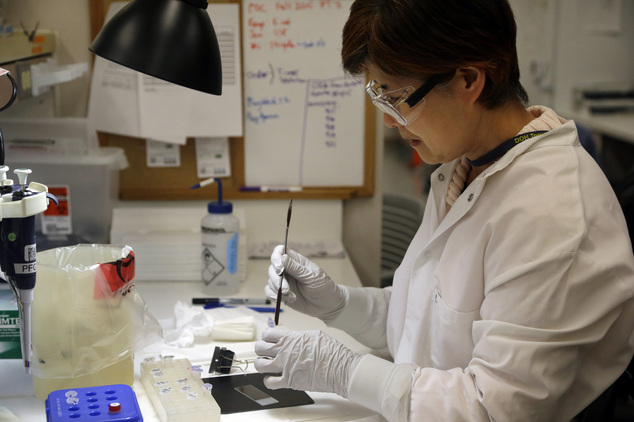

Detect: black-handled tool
274,199,293,325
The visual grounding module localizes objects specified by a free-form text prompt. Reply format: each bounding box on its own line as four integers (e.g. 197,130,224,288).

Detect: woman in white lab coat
254,0,634,420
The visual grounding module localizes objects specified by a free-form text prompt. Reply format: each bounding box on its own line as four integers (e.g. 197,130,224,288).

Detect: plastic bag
30,244,163,378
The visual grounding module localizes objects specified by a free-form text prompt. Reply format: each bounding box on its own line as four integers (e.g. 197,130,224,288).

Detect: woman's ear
455,67,486,104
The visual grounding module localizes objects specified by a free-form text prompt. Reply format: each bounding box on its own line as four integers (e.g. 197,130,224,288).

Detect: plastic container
140,357,220,422
200,179,240,295
34,358,134,403
30,244,162,401
6,146,127,250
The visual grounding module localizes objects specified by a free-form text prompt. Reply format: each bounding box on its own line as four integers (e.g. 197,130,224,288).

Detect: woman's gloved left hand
254,327,362,398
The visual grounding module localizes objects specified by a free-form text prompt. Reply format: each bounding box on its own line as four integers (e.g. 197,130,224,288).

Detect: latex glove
265,245,348,322
254,327,362,398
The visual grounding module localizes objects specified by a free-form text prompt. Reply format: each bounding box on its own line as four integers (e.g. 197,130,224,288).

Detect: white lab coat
335,119,634,421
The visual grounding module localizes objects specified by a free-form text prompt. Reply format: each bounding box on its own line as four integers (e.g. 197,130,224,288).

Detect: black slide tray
203,372,314,414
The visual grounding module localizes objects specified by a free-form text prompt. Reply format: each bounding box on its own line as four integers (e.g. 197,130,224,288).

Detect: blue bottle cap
208,200,232,214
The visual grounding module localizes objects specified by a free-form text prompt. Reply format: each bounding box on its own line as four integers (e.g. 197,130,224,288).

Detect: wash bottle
198,178,240,295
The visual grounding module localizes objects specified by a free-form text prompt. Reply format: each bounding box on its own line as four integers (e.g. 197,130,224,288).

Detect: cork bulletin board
89,0,375,200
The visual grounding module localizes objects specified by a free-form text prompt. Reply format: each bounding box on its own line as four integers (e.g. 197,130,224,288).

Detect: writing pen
240,186,303,192
203,303,281,313
192,298,271,305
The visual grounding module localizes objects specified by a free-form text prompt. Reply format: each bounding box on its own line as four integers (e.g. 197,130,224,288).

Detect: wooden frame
89,0,375,200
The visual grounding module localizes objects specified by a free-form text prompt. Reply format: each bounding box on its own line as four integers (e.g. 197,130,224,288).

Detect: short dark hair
341,0,529,109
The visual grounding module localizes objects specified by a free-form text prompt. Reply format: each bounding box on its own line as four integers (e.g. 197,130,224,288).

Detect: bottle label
226,232,238,274
202,227,228,234
201,232,239,286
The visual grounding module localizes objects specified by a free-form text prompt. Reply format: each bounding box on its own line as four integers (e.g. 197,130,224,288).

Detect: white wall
510,0,634,113
551,0,634,114
510,0,559,106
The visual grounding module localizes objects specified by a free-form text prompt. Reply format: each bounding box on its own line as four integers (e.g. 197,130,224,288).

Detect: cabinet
0,30,56,116
1,29,89,118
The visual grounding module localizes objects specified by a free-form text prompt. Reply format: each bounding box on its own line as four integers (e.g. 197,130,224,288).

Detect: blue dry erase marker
239,186,303,192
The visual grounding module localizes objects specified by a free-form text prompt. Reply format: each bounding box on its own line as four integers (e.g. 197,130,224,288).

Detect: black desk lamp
89,0,222,95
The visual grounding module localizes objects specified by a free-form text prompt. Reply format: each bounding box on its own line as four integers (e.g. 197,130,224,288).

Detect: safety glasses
365,72,453,126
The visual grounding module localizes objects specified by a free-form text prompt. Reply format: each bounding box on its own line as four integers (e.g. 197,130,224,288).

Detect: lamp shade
89,0,222,95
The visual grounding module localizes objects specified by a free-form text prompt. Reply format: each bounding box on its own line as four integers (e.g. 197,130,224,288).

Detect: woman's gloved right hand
265,245,348,322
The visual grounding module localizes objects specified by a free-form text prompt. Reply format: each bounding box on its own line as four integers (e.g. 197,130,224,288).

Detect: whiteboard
242,0,366,187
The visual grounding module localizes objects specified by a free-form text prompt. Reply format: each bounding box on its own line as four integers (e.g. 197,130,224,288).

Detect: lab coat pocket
430,289,480,370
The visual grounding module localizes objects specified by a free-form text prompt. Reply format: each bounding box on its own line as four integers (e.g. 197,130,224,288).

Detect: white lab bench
0,258,380,422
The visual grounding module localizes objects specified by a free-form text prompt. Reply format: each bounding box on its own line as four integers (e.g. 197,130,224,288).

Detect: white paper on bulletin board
88,2,243,144
242,0,365,187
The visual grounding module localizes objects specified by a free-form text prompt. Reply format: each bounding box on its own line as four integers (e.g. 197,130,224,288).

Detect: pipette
0,168,55,372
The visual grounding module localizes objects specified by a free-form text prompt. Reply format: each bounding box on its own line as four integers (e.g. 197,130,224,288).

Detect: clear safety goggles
365,72,453,126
